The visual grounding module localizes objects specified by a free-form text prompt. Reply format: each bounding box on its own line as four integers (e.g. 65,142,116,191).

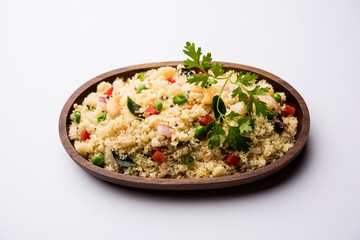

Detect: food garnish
127,96,144,118
180,154,195,165
112,151,137,167
183,42,272,151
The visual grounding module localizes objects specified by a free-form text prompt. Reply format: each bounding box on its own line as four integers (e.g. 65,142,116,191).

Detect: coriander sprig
183,42,272,151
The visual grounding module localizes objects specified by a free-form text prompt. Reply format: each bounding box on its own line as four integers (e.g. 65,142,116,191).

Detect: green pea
91,155,105,167
97,113,107,122
154,102,163,110
74,111,81,123
173,94,187,105
138,84,147,93
272,93,281,102
195,125,207,139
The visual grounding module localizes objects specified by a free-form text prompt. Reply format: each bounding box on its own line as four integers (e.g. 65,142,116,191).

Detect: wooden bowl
59,61,310,190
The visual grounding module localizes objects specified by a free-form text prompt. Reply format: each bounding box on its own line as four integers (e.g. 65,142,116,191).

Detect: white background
1,0,360,239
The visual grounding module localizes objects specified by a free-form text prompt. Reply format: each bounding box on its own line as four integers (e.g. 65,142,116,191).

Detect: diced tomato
199,114,214,126
104,87,114,97
166,76,176,84
146,106,160,115
246,95,250,102
79,130,90,140
198,72,205,76
225,155,239,165
281,104,296,117
152,150,166,163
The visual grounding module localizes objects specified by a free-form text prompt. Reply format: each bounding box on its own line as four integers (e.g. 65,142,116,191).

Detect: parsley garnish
183,42,272,151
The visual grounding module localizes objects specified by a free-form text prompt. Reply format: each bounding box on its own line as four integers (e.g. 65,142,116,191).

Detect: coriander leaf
236,135,252,151
248,96,273,117
224,126,239,149
205,121,215,133
232,85,270,116
224,126,252,151
183,42,202,70
231,86,249,104
208,122,226,149
225,113,253,134
225,111,241,120
247,85,270,96
187,74,209,88
202,52,212,69
236,71,258,86
210,62,224,77
238,118,253,134
208,78,218,84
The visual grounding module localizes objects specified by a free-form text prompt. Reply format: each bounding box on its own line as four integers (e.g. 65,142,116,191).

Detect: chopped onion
249,147,262,154
99,96,107,109
263,95,278,107
157,125,172,137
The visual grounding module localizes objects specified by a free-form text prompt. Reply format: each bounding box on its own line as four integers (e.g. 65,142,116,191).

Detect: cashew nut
201,89,213,105
106,95,121,118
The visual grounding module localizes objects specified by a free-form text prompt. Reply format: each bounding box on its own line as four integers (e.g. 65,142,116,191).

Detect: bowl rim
59,61,310,190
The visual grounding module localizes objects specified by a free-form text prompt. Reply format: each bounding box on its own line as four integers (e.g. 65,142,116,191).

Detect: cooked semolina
68,65,297,178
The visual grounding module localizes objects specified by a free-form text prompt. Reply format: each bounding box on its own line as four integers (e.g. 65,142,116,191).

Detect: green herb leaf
212,95,226,120
231,86,271,116
225,112,253,134
183,42,204,70
224,126,252,151
236,72,258,86
238,118,253,134
231,87,249,103
187,74,210,88
112,151,137,167
247,85,270,96
201,52,212,69
211,62,224,77
225,111,241,120
247,96,273,117
182,42,272,152
127,96,144,118
205,121,215,133
208,122,226,149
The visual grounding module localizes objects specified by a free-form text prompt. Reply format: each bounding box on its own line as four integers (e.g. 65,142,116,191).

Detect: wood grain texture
59,61,310,191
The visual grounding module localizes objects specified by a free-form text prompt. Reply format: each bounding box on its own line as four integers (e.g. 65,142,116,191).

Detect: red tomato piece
199,114,214,126
225,155,239,165
198,72,205,76
152,150,166,163
146,106,160,115
166,76,175,84
246,95,250,102
281,104,296,117
79,130,90,140
104,87,114,97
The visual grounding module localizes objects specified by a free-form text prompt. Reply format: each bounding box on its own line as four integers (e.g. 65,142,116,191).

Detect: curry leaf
212,95,226,120
112,151,137,167
127,96,144,118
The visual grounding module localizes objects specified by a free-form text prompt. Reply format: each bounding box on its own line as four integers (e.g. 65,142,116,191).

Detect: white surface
1,0,359,239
